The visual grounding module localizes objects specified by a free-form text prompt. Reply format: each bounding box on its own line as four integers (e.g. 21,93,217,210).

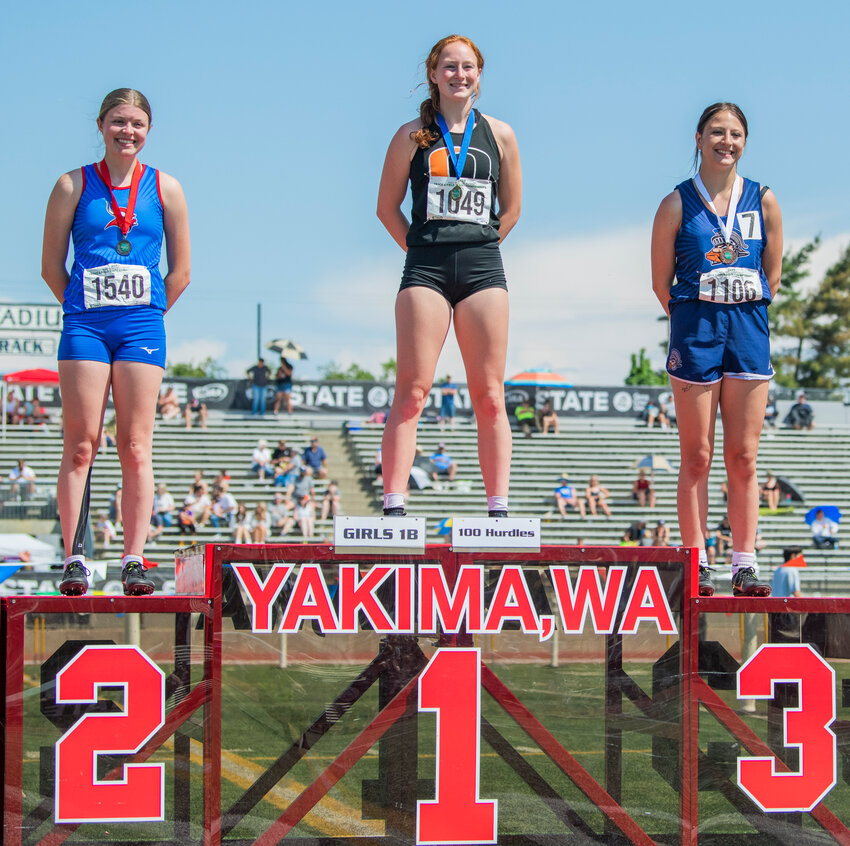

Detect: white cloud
164,337,227,367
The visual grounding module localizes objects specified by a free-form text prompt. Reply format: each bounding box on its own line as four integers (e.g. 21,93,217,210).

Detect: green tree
380,358,397,380
624,348,667,386
319,361,376,380
166,356,226,378
798,242,850,388
769,237,820,386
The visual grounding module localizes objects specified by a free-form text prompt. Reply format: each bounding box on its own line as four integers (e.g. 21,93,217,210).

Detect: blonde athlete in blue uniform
651,102,782,597
377,35,521,518
42,89,190,596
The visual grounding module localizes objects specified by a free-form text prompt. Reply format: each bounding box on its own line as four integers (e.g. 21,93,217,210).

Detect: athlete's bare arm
650,189,682,316
760,189,783,299
483,114,522,243
42,169,83,303
377,120,420,251
159,171,191,311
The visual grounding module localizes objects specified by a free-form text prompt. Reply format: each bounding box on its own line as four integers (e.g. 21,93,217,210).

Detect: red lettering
396,565,415,632
550,566,626,634
280,564,339,633
338,564,394,632
419,565,483,633
483,566,538,633
233,563,292,632
618,567,677,634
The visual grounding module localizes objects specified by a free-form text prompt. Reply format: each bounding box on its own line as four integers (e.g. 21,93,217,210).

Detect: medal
435,110,475,185
720,245,735,264
96,159,143,258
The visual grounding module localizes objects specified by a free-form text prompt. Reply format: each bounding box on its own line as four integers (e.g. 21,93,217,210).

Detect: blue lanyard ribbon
435,111,475,179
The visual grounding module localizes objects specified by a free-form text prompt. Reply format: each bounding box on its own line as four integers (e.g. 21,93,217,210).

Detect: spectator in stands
653,519,671,546
183,481,211,527
320,480,342,520
514,399,537,438
157,386,181,420
644,398,670,429
268,491,294,536
251,439,274,479
771,561,802,598
209,485,238,528
585,475,612,517
292,466,315,502
177,498,197,535
109,481,123,526
272,439,290,462
302,437,328,479
811,509,839,549
152,482,175,529
212,469,231,487
232,504,251,543
632,468,656,509
295,492,316,539
252,502,271,544
274,450,302,490
99,415,117,454
439,375,458,429
184,396,208,430
714,514,732,558
763,391,778,430
247,357,271,416
94,510,116,545
8,459,37,499
147,503,164,542
554,474,586,518
760,471,781,511
785,393,815,430
540,399,559,434
3,391,20,426
273,357,294,415
622,520,646,545
430,443,458,482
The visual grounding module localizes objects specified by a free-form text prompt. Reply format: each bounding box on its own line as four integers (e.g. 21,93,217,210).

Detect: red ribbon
96,159,142,238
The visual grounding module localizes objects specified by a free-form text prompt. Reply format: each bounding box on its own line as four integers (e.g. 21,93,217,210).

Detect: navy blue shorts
58,308,166,368
666,300,773,384
400,242,507,306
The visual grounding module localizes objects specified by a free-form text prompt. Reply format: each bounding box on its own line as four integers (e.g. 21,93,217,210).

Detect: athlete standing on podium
42,89,191,596
651,103,782,597
377,34,522,518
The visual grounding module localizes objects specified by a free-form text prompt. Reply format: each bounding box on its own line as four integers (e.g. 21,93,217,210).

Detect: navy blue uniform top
671,177,771,305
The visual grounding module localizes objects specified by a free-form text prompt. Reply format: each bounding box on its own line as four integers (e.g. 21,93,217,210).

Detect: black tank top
406,110,501,247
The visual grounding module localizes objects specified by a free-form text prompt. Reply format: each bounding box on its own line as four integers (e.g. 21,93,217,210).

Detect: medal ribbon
694,173,742,245
96,159,142,240
435,111,475,180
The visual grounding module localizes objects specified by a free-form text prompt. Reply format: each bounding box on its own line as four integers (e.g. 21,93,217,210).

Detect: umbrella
805,506,841,525
265,339,307,359
632,454,676,473
505,369,572,388
776,476,805,503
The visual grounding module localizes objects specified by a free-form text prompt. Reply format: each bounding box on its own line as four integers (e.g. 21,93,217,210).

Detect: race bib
426,177,491,224
83,264,151,309
698,267,761,304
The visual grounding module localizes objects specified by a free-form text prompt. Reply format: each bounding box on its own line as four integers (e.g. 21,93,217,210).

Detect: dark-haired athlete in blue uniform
652,102,782,598
42,88,190,596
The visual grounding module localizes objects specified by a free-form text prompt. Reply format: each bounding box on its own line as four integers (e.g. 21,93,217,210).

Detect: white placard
334,515,426,554
451,517,541,552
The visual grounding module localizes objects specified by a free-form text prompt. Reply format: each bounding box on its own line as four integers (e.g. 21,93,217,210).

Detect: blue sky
2,0,848,383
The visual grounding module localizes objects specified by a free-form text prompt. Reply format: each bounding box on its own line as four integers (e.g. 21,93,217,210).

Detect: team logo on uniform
705,229,748,266
103,200,138,232
667,348,683,371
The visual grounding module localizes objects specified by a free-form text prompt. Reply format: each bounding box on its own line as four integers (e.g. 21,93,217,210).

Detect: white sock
383,493,405,510
731,551,756,575
64,554,85,568
122,554,144,569
698,550,709,568
487,496,509,512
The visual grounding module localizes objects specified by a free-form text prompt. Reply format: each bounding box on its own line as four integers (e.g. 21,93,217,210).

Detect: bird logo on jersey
103,200,138,233
705,230,749,266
